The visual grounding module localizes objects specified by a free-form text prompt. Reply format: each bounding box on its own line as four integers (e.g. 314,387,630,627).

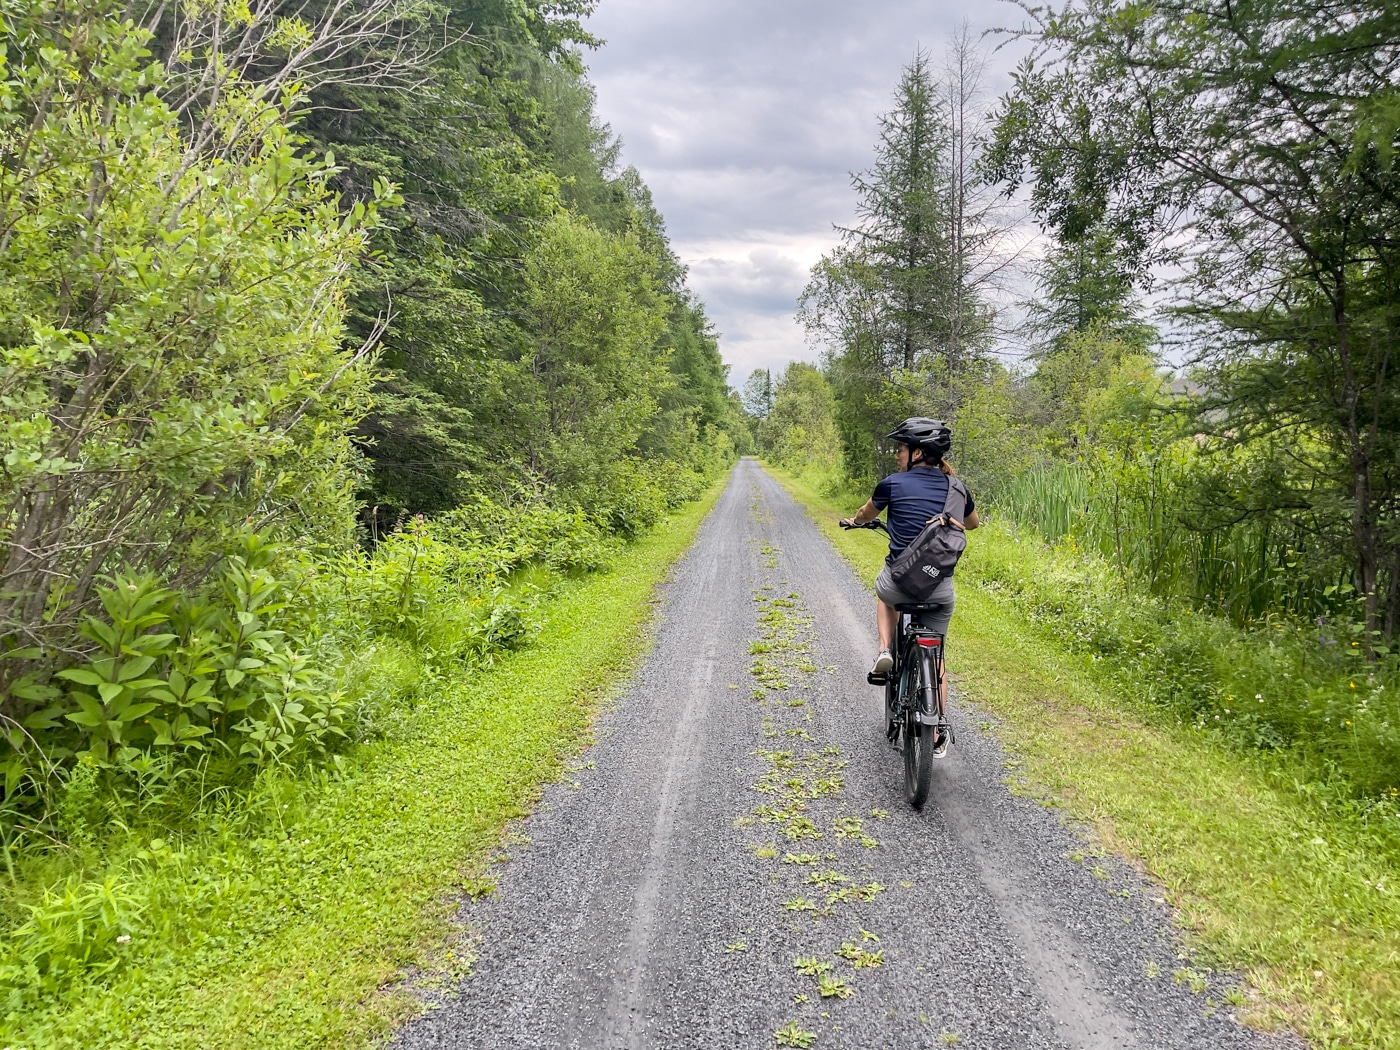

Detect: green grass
3,478,726,1049
768,463,1400,1050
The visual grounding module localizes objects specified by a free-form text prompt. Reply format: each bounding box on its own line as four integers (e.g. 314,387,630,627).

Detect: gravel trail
395,459,1300,1050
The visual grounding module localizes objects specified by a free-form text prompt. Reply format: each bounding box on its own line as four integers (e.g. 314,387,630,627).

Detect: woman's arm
965,509,980,530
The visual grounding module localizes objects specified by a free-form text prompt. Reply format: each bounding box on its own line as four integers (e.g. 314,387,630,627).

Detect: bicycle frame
888,613,949,740
841,515,954,808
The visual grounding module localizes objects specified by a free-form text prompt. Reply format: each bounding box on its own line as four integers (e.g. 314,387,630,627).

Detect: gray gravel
395,459,1303,1050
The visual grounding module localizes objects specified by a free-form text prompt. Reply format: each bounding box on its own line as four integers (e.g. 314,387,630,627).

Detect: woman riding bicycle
838,417,980,678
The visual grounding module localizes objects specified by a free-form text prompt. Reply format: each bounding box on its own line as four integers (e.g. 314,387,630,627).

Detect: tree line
0,0,746,825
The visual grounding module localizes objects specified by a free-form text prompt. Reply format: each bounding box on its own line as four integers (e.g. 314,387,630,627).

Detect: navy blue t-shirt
871,466,974,564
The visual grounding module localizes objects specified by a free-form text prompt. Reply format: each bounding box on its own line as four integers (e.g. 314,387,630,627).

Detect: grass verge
5,477,726,1049
766,463,1400,1050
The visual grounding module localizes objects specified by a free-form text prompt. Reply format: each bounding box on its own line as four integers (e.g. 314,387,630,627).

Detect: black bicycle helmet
886,417,951,458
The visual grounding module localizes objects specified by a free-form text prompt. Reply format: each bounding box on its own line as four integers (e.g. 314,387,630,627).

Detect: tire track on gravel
394,459,1302,1050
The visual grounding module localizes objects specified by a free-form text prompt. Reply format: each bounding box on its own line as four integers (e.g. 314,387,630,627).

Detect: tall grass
996,462,1353,627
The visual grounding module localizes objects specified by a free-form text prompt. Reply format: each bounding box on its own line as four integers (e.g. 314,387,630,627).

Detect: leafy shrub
0,0,387,677
0,873,145,1003
3,538,350,802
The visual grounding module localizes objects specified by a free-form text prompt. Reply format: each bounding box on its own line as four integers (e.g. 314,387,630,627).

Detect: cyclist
839,418,979,690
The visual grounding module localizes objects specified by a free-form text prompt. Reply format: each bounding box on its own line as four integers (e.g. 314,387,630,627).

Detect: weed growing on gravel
816,973,854,999
836,941,884,969
736,580,899,1047
774,1020,817,1047
1174,967,1210,994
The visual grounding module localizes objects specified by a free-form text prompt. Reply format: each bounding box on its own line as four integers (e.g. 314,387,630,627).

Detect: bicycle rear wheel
902,647,933,808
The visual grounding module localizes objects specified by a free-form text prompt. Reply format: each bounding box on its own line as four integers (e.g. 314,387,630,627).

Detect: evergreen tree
1026,226,1149,355
800,41,1010,482
843,50,951,374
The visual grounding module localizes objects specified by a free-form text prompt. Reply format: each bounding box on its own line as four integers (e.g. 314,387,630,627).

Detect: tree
801,40,1012,482
742,369,775,421
0,0,387,684
834,51,952,374
1025,226,1151,355
756,365,843,477
990,0,1400,642
941,26,1009,378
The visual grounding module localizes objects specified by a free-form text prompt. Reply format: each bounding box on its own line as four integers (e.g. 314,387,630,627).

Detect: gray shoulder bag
887,478,969,602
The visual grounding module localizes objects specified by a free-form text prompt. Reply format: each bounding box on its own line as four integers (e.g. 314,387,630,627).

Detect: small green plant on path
774,1020,817,1047
769,463,1400,1050
815,972,854,999
794,956,833,977
836,941,884,969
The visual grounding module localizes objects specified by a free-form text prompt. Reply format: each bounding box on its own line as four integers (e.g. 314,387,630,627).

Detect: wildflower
116,934,131,944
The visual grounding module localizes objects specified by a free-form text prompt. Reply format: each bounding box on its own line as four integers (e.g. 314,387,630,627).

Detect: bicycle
840,518,953,809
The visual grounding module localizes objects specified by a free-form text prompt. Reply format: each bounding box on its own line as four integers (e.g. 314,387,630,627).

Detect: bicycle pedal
867,672,888,686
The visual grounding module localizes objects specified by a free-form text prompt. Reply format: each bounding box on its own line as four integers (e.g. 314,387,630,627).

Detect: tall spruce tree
843,50,951,374
801,42,1008,481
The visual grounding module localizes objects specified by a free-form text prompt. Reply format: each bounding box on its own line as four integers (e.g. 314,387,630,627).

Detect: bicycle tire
902,645,933,808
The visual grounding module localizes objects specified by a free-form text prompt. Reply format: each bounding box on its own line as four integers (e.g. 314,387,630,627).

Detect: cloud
583,0,1035,383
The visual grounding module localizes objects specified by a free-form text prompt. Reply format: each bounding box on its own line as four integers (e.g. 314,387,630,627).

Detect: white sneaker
931,731,949,759
871,649,893,675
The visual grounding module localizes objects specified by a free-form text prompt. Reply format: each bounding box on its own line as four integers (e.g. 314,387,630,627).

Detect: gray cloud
584,0,1033,383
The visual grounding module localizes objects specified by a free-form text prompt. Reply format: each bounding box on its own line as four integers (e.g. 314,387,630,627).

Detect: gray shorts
875,565,955,635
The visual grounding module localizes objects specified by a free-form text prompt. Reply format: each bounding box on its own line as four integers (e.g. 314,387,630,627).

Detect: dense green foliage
0,0,739,795
291,2,748,526
987,0,1400,646
0,0,742,1029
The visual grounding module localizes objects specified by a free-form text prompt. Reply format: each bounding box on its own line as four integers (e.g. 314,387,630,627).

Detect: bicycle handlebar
839,518,888,534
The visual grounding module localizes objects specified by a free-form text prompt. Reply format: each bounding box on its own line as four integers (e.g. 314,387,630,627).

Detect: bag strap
942,477,968,528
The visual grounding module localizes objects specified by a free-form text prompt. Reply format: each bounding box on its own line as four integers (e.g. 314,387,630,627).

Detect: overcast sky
582,0,1033,387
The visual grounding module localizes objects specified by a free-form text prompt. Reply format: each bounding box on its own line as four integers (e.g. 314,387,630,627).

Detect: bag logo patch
921,565,940,577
